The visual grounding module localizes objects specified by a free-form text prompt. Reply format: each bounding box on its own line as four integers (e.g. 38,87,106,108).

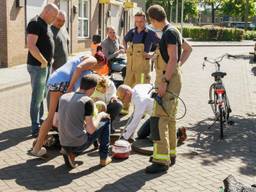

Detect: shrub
176,26,244,41
244,31,256,40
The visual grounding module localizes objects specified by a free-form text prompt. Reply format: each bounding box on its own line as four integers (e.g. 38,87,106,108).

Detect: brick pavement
0,46,255,192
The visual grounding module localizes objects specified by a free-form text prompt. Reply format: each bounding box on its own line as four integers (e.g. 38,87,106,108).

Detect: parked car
222,21,256,30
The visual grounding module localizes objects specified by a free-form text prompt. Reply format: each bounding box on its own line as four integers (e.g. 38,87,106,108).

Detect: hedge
177,26,244,41
244,30,256,40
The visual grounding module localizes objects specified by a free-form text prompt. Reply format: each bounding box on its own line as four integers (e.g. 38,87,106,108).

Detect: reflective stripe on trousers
153,143,170,161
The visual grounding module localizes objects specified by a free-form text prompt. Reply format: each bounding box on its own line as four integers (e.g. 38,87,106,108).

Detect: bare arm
84,112,109,134
165,45,178,81
179,39,192,66
27,34,48,67
157,45,177,97
67,56,97,92
123,39,128,51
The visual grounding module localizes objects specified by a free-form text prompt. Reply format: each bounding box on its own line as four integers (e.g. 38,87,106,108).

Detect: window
78,0,89,38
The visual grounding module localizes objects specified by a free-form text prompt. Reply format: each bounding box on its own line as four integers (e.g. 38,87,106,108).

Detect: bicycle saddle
211,71,227,78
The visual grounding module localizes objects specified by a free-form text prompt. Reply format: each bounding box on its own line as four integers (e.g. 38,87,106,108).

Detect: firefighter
123,11,159,88
145,5,192,174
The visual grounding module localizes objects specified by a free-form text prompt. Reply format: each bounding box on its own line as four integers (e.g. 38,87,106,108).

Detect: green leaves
221,0,256,20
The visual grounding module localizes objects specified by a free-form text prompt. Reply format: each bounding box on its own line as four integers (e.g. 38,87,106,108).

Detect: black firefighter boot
145,162,169,174
149,155,176,167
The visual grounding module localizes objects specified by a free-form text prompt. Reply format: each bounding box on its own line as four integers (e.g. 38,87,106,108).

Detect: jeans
63,120,110,159
137,118,151,140
107,99,123,121
27,65,48,135
107,99,123,132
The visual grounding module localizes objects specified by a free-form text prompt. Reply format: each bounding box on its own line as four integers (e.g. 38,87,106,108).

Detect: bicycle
203,54,235,139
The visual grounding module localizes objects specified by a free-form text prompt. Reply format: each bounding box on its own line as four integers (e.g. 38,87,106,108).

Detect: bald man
51,10,69,71
27,3,59,137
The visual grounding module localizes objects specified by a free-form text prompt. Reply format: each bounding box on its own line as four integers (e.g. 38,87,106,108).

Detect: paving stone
0,46,255,191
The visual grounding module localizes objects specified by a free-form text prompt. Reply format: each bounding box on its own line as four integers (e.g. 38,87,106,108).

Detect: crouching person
58,74,112,168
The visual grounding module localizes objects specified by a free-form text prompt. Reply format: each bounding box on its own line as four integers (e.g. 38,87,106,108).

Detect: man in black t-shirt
145,5,192,174
26,3,58,137
58,74,112,168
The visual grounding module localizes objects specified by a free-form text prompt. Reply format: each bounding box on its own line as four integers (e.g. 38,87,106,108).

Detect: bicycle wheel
219,105,224,139
223,93,232,121
209,84,217,117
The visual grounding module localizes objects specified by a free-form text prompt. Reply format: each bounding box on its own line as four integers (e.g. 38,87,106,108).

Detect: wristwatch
161,77,170,85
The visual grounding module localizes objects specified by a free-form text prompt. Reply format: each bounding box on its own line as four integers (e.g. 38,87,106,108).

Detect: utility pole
175,0,178,23
181,0,184,35
245,0,249,31
170,0,174,22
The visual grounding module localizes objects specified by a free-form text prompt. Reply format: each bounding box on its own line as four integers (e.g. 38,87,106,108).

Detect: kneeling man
58,74,112,168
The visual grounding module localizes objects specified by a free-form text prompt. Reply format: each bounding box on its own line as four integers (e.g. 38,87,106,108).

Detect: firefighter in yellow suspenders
146,5,192,174
123,11,159,88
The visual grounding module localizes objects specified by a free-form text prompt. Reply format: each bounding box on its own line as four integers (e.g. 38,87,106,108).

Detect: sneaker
100,157,112,167
62,151,77,169
32,132,39,138
30,147,47,157
145,163,169,174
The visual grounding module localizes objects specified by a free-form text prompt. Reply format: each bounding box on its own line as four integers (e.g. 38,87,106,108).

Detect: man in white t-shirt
117,84,154,140
117,84,187,143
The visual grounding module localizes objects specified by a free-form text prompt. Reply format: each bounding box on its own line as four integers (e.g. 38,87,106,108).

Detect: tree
145,0,198,22
201,0,222,23
221,0,256,21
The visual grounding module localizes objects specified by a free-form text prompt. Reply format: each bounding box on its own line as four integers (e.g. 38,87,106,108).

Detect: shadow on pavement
96,169,164,192
0,158,101,191
186,115,256,176
0,126,31,152
251,66,256,76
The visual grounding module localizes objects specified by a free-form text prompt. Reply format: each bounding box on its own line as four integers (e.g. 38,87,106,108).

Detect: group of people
26,3,192,173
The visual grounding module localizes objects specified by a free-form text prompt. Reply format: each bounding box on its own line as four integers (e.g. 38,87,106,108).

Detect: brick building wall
0,1,8,67
6,0,27,67
1,0,99,67
0,0,142,67
71,0,99,53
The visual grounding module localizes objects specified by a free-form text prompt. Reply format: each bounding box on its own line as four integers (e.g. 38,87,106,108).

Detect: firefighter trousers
124,43,150,87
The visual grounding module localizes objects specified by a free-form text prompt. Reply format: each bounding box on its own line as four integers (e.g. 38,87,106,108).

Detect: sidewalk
0,42,255,92
188,40,255,47
0,51,91,92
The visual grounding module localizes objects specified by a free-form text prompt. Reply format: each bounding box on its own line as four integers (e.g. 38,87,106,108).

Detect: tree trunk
167,1,171,21
244,0,249,30
211,3,215,23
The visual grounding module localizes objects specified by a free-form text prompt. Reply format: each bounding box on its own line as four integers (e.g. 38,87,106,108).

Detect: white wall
26,0,47,25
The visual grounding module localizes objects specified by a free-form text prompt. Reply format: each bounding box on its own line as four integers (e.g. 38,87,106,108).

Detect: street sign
124,1,136,9
99,0,110,4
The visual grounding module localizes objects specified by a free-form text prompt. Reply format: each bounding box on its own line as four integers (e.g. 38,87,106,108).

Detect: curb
191,44,254,47
0,81,30,92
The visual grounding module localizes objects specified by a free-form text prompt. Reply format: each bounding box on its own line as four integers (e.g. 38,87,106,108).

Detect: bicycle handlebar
204,53,237,64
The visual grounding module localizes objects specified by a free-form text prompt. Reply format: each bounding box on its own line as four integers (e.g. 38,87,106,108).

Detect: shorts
48,82,69,93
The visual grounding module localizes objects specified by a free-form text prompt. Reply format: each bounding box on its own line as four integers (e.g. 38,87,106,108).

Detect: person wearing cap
30,51,106,157
123,11,159,88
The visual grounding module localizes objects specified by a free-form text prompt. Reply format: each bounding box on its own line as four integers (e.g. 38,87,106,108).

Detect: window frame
78,0,90,39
